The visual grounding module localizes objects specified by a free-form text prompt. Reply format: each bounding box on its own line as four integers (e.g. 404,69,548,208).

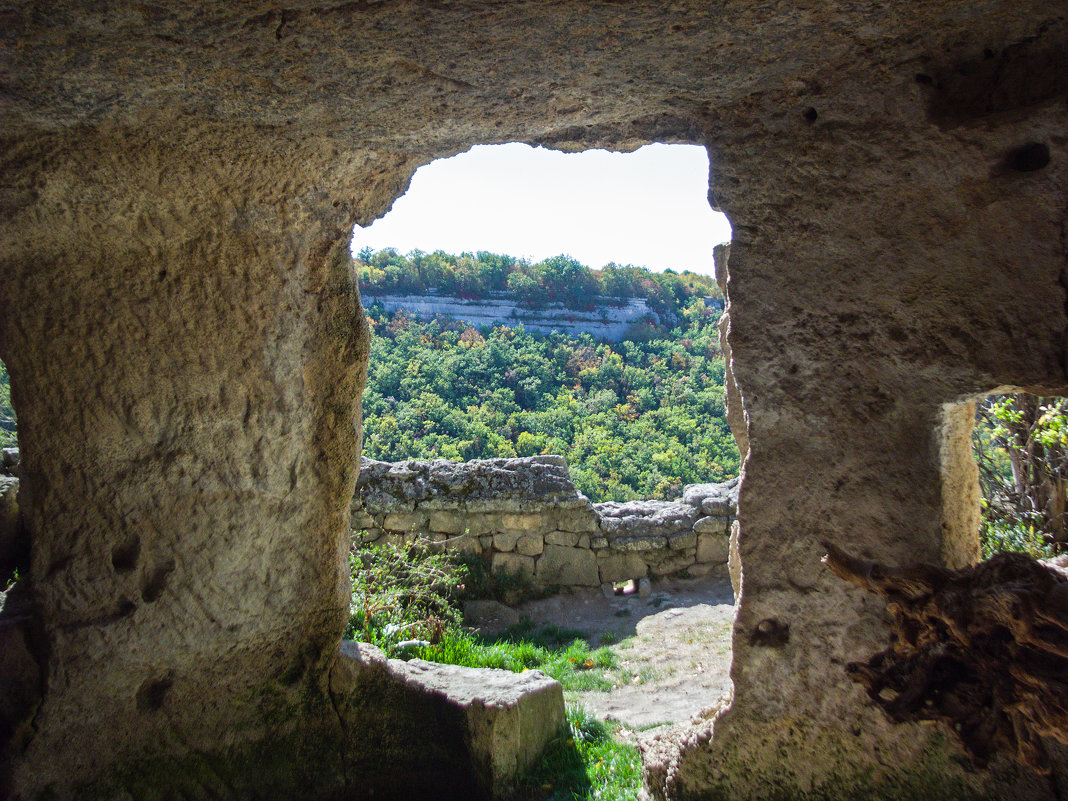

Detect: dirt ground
507,576,737,730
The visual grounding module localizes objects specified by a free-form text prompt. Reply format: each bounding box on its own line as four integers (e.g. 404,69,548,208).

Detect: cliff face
362,293,655,340
1,2,1066,800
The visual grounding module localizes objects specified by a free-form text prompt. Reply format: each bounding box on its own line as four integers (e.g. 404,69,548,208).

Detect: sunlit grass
516,706,642,801
416,626,620,692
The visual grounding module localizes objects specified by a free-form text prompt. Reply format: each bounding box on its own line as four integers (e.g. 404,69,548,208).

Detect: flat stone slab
334,641,565,798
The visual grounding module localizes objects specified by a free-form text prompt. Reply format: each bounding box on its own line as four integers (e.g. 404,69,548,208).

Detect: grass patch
346,538,643,800
515,706,641,801
416,627,619,693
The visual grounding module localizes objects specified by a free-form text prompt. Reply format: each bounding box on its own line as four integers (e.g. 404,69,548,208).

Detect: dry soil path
514,576,736,730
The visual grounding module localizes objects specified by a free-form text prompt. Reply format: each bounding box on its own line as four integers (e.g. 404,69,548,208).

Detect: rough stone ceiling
3,2,1065,157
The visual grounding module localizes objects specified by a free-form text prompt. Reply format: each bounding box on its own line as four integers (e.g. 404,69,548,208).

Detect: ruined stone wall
351,456,736,592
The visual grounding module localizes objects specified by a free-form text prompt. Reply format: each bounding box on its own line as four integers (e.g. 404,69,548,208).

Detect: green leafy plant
345,538,467,654
973,394,1067,557
0,359,16,449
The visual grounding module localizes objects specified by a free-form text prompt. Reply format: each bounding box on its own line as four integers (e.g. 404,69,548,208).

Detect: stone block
377,532,405,550
649,551,696,577
333,641,565,798
479,535,495,550
449,533,484,557
591,536,608,549
694,515,731,534
415,532,447,553
360,528,382,544
493,530,520,552
352,511,377,530
429,510,467,535
536,544,599,587
697,532,730,565
598,552,650,583
481,513,507,534
384,511,428,533
545,530,578,547
576,533,590,549
667,531,697,550
492,552,535,583
557,508,600,533
613,535,664,552
515,534,544,557
501,513,542,532
687,562,730,581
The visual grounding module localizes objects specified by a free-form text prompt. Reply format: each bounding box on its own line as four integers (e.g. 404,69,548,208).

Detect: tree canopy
354,248,722,319
359,297,739,502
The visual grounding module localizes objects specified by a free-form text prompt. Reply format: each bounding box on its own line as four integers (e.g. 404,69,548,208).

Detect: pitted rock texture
1,2,1066,800
682,477,740,517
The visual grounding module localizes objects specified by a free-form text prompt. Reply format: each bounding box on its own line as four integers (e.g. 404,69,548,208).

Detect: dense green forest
360,306,739,501
354,248,722,319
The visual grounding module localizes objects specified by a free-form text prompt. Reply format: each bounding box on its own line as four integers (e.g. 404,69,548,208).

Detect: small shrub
345,537,467,655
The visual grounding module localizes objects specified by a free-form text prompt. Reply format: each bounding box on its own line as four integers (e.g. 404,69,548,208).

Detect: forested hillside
360,302,739,502
355,248,722,319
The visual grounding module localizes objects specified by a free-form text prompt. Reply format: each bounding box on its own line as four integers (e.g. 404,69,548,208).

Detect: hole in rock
141,559,176,603
971,392,1068,560
346,143,740,740
136,675,173,712
1004,141,1051,172
112,534,141,574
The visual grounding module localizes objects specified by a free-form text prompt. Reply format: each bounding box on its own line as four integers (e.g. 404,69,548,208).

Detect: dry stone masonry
352,456,737,592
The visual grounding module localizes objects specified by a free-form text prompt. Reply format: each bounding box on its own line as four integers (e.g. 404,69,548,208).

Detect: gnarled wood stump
823,543,1068,773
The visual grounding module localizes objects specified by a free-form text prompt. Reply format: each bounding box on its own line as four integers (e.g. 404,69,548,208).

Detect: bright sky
351,143,732,276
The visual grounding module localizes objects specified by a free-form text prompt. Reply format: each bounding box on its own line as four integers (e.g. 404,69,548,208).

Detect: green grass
346,541,643,799
402,623,642,799
515,706,642,801
416,626,620,692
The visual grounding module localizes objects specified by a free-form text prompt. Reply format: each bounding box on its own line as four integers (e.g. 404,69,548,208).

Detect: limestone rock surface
1,2,1065,800
356,455,587,514
331,641,565,799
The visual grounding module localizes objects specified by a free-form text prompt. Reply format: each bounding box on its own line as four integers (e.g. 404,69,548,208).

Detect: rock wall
352,456,737,592
2,2,1066,800
362,292,655,341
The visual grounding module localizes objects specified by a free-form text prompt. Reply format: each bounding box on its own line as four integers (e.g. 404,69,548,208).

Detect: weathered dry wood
822,543,1068,773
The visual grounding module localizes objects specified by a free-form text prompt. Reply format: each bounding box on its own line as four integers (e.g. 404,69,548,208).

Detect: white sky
351,143,732,276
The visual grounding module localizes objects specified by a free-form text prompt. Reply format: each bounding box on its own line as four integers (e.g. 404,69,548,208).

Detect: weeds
515,707,641,801
345,538,466,654
417,629,619,693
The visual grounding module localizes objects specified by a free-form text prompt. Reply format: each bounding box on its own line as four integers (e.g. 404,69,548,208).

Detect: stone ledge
332,641,565,799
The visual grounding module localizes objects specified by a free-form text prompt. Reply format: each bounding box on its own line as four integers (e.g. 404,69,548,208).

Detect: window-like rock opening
343,143,740,780
0,358,21,586
971,392,1068,559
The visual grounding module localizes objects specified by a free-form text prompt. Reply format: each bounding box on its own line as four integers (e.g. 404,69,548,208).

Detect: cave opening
343,141,741,738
